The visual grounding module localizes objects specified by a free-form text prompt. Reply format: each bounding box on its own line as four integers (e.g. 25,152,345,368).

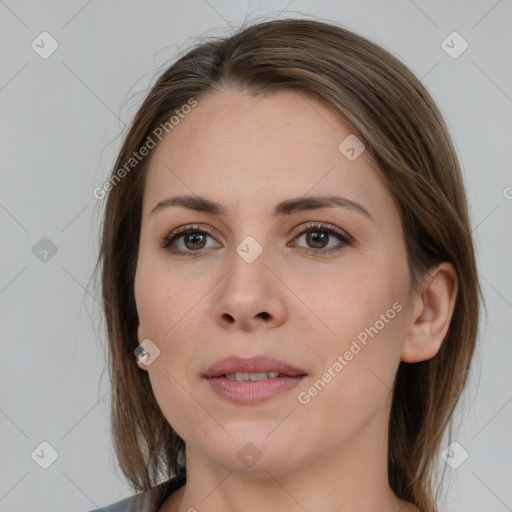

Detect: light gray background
1,1,511,511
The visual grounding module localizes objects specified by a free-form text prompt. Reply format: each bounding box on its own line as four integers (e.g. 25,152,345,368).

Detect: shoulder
85,493,141,512
86,475,186,512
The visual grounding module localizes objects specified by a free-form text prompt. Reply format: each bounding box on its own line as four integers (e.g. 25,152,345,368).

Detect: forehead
142,88,389,220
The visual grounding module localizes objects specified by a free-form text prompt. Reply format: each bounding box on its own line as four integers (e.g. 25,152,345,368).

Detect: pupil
307,231,328,248
183,230,329,251
185,233,206,249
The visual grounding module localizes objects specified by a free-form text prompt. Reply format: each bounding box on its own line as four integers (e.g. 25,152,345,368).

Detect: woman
91,17,481,512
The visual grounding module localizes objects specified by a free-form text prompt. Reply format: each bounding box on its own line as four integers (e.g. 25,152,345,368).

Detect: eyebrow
150,194,373,221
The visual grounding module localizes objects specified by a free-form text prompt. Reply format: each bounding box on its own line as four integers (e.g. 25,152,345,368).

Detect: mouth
203,355,308,404
203,355,308,379
222,371,289,381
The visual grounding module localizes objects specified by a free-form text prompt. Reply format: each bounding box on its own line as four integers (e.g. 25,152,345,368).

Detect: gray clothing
87,475,185,512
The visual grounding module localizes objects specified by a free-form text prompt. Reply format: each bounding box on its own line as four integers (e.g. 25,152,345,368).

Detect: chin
197,432,308,475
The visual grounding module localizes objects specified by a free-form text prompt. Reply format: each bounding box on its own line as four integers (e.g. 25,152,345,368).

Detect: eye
288,221,352,256
157,222,352,257
156,224,220,257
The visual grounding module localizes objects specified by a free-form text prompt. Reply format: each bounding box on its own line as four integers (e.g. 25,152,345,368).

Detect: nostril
222,313,235,323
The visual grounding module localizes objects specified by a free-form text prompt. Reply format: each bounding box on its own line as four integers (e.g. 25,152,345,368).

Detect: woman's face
134,88,413,474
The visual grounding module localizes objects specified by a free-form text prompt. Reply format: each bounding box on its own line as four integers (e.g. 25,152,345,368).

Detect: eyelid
156,223,219,249
289,221,353,243
165,221,351,241
158,221,353,256
168,223,215,236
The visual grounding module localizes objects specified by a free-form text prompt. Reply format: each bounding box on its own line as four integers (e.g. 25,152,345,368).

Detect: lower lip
206,375,307,404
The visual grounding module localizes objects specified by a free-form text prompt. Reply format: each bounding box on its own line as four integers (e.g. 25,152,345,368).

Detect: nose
211,244,287,332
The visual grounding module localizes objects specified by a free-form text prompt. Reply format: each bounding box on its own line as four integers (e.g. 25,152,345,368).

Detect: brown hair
93,16,482,512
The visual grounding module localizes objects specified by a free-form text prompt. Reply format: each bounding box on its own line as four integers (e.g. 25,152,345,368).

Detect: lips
203,355,307,378
204,355,308,404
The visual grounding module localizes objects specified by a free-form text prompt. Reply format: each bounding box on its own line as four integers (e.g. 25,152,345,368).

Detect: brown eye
158,225,220,256
289,222,352,256
158,222,352,257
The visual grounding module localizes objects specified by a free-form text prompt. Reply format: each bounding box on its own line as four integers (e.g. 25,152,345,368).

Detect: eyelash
157,222,353,258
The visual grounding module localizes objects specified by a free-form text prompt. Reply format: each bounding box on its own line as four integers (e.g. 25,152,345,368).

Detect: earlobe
401,262,458,363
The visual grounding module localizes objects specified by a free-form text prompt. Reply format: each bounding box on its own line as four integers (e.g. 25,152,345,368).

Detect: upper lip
203,355,308,378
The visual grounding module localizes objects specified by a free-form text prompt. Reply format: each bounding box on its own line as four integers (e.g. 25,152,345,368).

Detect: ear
135,325,149,371
401,262,458,363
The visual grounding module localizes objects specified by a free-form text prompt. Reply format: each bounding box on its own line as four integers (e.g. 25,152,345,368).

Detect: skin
134,88,458,512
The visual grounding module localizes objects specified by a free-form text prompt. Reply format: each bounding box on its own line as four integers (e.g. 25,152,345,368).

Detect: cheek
137,279,200,372
136,276,205,440
292,258,403,347
295,258,407,408
135,260,197,390
296,303,406,446
135,250,198,341
147,364,202,440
